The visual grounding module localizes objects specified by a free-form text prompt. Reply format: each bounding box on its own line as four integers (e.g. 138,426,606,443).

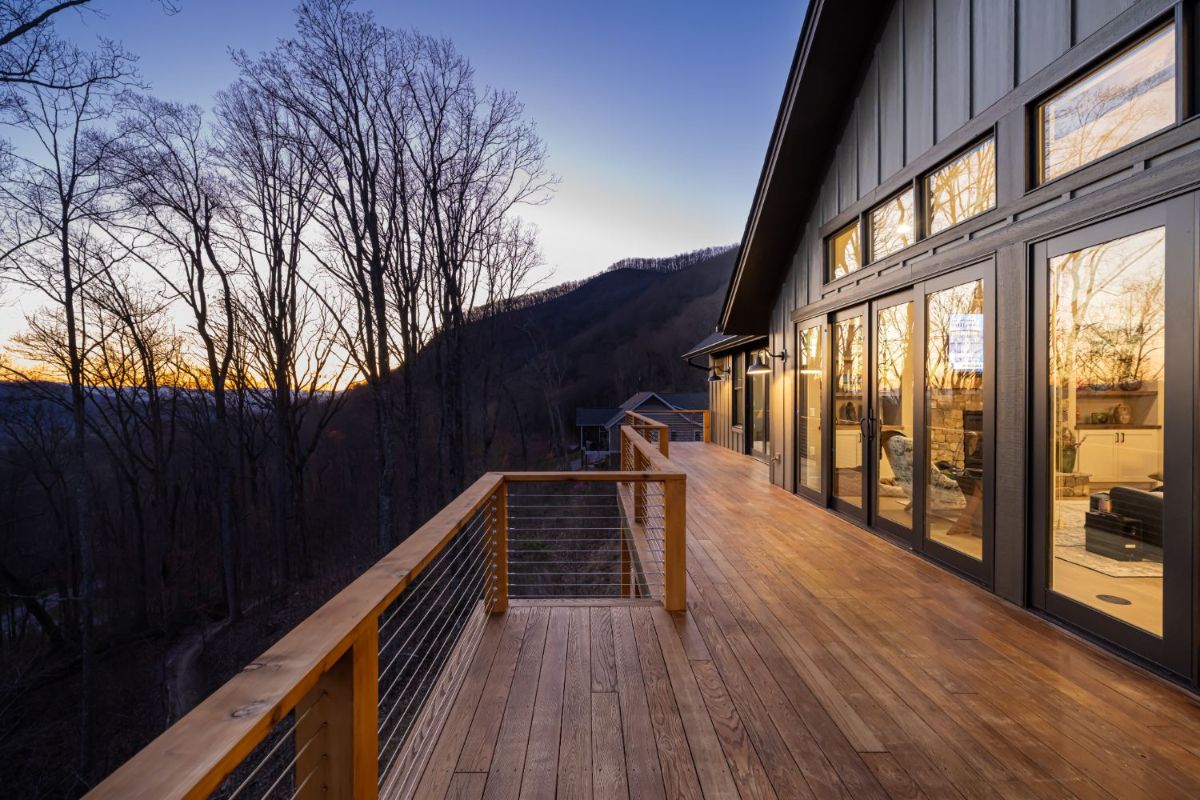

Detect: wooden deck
415,442,1200,800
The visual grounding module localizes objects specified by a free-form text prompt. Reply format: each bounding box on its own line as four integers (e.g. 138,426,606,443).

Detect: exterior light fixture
707,370,723,383
747,349,787,375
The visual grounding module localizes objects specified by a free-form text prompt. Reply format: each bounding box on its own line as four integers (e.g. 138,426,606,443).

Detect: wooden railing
625,408,711,446
88,430,685,800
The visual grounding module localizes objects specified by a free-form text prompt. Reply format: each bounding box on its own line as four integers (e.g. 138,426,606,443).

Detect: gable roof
575,407,618,427
604,390,709,430
721,0,890,333
658,392,708,411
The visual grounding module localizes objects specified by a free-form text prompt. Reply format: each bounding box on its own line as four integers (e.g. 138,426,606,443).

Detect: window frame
731,352,745,428
922,134,997,238
867,186,918,264
1033,18,1180,188
826,219,863,282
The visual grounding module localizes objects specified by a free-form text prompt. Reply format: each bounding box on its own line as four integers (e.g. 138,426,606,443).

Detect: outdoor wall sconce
746,349,787,375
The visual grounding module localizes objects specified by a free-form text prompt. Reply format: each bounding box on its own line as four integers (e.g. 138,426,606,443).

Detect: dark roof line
680,332,767,361
720,0,889,333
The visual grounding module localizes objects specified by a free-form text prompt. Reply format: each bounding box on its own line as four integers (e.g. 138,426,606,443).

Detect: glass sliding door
1033,199,1193,675
873,298,915,537
1049,228,1166,636
832,308,867,516
921,263,992,581
796,320,825,499
749,348,770,458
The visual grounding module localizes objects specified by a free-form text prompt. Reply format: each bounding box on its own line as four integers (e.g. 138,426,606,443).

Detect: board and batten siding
707,355,734,451
765,0,1142,491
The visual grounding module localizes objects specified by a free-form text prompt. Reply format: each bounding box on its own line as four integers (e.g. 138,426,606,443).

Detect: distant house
575,391,709,466
574,407,617,462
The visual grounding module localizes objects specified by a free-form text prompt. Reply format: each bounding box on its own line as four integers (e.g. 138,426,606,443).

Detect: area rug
1053,500,1163,578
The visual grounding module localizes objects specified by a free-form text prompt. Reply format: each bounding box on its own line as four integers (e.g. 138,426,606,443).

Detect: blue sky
52,0,804,285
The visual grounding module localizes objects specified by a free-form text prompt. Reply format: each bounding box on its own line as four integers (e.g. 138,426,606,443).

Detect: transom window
925,137,996,236
1039,23,1176,184
869,188,915,262
828,221,861,281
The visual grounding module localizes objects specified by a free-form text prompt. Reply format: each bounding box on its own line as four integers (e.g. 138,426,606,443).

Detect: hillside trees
0,0,553,790
0,27,136,777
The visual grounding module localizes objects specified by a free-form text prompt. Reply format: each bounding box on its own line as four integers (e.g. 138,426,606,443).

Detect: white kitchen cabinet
835,427,862,470
1075,429,1161,483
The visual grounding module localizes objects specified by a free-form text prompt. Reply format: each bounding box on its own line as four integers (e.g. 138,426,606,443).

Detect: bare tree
405,33,553,494
237,0,417,549
217,79,351,584
0,33,134,774
103,95,241,620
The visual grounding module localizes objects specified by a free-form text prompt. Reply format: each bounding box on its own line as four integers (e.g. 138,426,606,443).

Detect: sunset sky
3,1,805,341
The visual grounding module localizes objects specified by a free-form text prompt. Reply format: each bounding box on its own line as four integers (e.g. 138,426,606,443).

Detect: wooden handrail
89,473,505,800
624,410,670,456
89,456,687,799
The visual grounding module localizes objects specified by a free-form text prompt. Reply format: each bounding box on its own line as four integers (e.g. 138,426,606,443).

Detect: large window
925,137,996,236
750,349,770,456
731,353,744,427
869,189,915,262
925,278,986,560
1048,228,1165,636
828,221,861,281
797,323,824,493
1039,24,1175,183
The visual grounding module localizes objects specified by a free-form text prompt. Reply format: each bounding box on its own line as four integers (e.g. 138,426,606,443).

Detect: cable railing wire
373,494,498,798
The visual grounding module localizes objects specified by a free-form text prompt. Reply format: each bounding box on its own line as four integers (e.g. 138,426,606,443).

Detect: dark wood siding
858,61,880,195
838,119,858,211
971,0,1015,115
1017,0,1071,82
904,0,935,162
1073,0,1135,42
878,2,906,180
935,0,971,141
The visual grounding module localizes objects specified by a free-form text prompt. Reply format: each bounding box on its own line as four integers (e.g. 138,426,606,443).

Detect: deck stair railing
88,425,684,800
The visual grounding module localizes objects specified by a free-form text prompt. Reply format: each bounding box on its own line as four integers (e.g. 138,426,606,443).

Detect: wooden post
658,426,669,458
702,411,711,443
663,478,687,612
295,624,378,799
491,483,509,614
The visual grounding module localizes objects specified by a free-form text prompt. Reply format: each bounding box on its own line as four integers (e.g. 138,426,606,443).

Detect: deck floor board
418,443,1200,799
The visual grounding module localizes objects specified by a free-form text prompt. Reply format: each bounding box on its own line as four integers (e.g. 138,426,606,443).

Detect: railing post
491,482,509,614
295,624,378,799
658,426,669,458
663,477,687,612
703,410,711,443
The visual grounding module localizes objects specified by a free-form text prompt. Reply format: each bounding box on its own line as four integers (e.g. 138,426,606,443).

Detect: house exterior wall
763,0,1195,615
707,353,748,454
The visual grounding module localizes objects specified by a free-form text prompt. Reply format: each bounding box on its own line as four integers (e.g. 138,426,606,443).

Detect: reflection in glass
732,353,744,427
829,222,861,281
1041,25,1175,183
797,325,824,493
925,279,985,558
875,303,914,531
870,190,915,262
925,138,996,236
750,349,770,455
1049,228,1165,636
833,317,865,507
